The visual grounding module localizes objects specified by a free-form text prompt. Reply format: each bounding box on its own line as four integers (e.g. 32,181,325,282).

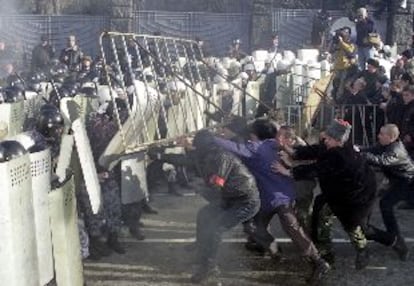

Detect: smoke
0,0,18,14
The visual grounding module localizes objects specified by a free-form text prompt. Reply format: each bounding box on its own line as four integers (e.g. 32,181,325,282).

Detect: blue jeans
196,198,260,265
357,46,375,70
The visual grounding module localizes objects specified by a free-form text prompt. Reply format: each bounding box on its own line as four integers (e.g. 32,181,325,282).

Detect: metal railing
283,103,385,146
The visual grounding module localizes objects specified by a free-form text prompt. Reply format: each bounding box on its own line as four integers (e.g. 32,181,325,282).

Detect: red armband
209,174,226,187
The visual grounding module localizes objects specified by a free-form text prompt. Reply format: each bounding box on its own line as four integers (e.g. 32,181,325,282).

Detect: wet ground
84,183,414,286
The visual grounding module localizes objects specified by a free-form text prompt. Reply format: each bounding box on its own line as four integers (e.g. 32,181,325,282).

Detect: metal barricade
284,103,385,146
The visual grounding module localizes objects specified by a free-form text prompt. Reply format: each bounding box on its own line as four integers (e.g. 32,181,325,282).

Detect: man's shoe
129,226,145,241
321,251,335,265
168,182,183,196
190,264,220,284
89,236,112,257
392,236,409,261
355,248,370,270
244,240,265,254
307,258,330,285
142,203,159,214
107,232,126,254
87,245,102,261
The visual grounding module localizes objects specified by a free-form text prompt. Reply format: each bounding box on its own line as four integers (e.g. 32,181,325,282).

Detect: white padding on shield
30,149,54,285
121,151,148,204
55,134,75,182
48,178,84,286
72,118,102,214
0,154,39,285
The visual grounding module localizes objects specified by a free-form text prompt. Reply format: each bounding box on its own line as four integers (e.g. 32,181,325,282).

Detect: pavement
84,182,414,286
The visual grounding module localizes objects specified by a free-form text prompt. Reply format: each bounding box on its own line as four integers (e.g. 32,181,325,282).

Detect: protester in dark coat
360,124,414,260
274,119,378,270
154,130,260,284
214,119,330,285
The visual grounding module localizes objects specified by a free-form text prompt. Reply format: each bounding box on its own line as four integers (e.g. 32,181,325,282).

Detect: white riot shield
72,95,99,124
55,134,75,182
48,178,84,286
29,149,54,285
0,101,25,140
72,118,102,214
121,152,148,204
0,154,39,286
245,80,262,119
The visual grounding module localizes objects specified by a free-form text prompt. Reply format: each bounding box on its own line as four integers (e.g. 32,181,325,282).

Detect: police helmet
36,108,65,139
3,86,25,103
0,140,27,162
8,75,25,92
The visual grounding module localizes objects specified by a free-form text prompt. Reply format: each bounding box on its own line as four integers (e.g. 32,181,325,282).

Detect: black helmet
79,86,97,98
3,86,25,103
40,103,59,114
36,109,65,139
0,140,27,163
7,75,25,92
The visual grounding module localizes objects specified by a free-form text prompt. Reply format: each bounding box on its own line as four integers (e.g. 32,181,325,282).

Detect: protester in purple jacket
214,118,330,285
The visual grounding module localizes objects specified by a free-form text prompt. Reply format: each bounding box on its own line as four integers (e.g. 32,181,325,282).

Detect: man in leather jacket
152,129,260,284
361,124,414,261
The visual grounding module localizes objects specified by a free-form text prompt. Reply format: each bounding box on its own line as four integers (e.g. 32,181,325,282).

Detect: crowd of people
1,5,414,285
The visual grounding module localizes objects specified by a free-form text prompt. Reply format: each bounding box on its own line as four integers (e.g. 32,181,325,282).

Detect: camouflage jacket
87,113,118,172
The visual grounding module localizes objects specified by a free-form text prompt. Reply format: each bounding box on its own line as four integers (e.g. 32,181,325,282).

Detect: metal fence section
283,104,385,146
133,11,251,57
98,32,222,157
0,15,110,67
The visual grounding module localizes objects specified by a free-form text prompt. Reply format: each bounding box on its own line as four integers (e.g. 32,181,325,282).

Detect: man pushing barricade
358,124,414,260
274,119,378,270
149,129,260,284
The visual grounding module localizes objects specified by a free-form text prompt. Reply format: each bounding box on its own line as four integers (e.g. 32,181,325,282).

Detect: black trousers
196,198,260,265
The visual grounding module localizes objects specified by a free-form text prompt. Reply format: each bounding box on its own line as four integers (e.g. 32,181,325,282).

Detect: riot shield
121,151,148,204
0,101,25,139
72,118,102,214
0,154,39,285
48,178,84,286
29,148,54,285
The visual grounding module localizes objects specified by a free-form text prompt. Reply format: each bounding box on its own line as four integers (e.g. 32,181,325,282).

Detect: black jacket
362,140,414,181
292,144,377,229
161,147,260,206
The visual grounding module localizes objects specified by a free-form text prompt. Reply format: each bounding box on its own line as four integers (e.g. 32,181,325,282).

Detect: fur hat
325,119,352,143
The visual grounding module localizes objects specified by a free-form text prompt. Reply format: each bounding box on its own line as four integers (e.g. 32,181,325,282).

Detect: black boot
392,236,409,261
307,257,330,285
107,232,126,254
355,248,370,270
168,182,183,196
142,202,159,214
129,224,145,241
190,262,220,284
89,235,112,257
87,243,102,261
